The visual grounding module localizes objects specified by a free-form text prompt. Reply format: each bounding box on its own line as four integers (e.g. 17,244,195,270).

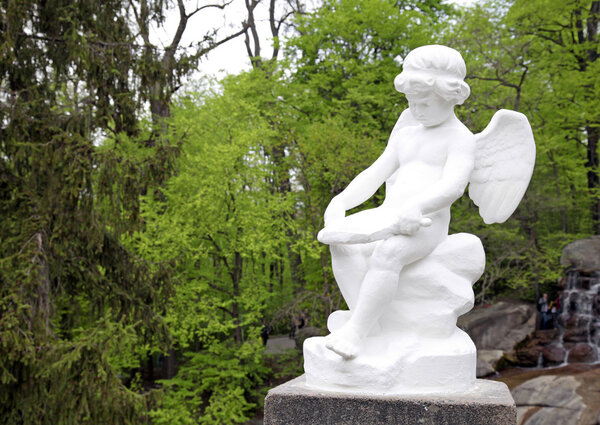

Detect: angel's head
394,46,470,126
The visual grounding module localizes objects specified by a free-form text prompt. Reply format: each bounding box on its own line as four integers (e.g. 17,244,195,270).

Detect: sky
153,0,480,80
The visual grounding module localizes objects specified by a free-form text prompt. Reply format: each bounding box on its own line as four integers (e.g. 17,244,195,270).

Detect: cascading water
556,270,600,364
514,237,600,367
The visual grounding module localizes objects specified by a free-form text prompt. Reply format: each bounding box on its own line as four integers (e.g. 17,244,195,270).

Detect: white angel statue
303,45,535,394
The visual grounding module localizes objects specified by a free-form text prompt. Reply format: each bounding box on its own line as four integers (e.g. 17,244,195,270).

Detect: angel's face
406,92,455,127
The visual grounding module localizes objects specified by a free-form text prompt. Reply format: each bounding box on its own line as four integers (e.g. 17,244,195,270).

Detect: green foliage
129,74,290,422
3,0,599,423
446,0,598,301
287,0,448,131
0,1,178,423
150,343,267,425
273,0,454,317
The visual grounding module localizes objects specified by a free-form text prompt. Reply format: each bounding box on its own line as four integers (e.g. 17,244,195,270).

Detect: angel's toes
325,329,361,359
326,338,356,359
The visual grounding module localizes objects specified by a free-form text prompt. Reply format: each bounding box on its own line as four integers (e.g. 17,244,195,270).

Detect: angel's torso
383,118,474,209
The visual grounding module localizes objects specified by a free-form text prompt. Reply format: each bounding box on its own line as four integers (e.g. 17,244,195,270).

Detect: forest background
1,0,598,423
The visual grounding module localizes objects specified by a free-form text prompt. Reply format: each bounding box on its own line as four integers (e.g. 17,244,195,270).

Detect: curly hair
394,45,470,105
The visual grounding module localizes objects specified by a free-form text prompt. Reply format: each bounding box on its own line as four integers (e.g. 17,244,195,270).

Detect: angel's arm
324,138,399,224
412,135,476,215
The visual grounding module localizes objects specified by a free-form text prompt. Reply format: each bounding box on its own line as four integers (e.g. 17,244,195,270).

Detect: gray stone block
264,375,516,425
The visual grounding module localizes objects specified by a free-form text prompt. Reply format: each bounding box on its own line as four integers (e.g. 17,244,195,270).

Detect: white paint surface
307,45,535,394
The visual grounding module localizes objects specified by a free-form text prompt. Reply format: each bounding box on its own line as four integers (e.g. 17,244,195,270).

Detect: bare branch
199,25,249,57
129,0,152,46
165,0,190,63
188,0,235,19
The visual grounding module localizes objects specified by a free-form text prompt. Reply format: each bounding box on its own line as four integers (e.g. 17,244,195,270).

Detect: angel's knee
370,238,408,272
330,244,362,260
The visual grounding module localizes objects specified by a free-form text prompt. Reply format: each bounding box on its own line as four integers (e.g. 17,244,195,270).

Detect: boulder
515,345,542,367
567,343,596,363
560,235,600,272
563,327,590,343
477,349,504,377
458,301,536,353
514,330,563,367
532,329,559,344
512,375,585,425
506,366,600,425
541,345,566,366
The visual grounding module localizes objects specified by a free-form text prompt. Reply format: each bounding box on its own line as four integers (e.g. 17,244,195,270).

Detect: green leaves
446,0,599,300
129,73,292,422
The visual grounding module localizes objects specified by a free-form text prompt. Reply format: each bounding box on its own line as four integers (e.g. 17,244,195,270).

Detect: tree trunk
161,348,176,379
232,251,243,344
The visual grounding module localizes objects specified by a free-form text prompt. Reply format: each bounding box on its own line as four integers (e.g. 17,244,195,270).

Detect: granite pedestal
264,375,516,425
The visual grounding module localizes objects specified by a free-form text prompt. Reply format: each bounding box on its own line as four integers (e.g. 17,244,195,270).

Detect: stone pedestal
264,375,516,425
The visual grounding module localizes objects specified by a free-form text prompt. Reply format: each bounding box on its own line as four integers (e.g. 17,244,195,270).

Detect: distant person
552,295,561,329
261,320,271,346
538,293,549,330
289,316,297,339
298,311,307,329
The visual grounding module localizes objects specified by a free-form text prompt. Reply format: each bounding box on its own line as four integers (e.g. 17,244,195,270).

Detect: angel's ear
455,81,470,105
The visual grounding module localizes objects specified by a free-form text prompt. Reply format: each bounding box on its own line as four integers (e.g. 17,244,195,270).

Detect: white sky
153,0,480,80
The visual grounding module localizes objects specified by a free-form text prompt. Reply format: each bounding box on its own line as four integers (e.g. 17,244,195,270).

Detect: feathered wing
469,110,536,224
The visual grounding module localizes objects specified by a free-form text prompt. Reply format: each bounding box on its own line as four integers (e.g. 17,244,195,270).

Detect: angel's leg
325,224,446,359
327,243,376,333
330,242,375,311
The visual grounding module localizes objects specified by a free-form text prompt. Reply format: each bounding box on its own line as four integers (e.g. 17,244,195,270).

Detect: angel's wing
469,110,536,224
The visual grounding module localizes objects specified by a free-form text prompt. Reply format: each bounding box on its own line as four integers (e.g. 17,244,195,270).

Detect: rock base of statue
264,375,517,425
304,233,485,394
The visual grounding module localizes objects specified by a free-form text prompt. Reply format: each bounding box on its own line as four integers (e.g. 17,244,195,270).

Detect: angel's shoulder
446,120,475,152
451,118,475,138
388,121,420,147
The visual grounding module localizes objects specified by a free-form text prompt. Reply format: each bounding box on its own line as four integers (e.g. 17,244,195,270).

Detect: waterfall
556,270,600,364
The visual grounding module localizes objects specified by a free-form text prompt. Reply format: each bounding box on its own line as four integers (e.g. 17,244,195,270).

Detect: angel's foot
325,325,363,359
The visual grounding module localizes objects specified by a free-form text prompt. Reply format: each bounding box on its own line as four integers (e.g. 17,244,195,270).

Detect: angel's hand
389,206,430,236
324,197,346,227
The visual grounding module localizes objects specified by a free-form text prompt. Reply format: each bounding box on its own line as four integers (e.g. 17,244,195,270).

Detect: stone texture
560,236,600,272
477,349,504,377
514,330,563,367
540,345,566,366
512,375,585,425
458,301,536,353
514,346,541,367
567,343,596,363
264,375,516,425
563,327,590,343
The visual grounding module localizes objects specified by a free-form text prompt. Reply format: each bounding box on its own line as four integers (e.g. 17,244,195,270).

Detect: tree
0,1,175,423
133,72,292,424
447,0,595,301
508,0,600,232
0,0,253,422
127,0,250,124
272,0,453,315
